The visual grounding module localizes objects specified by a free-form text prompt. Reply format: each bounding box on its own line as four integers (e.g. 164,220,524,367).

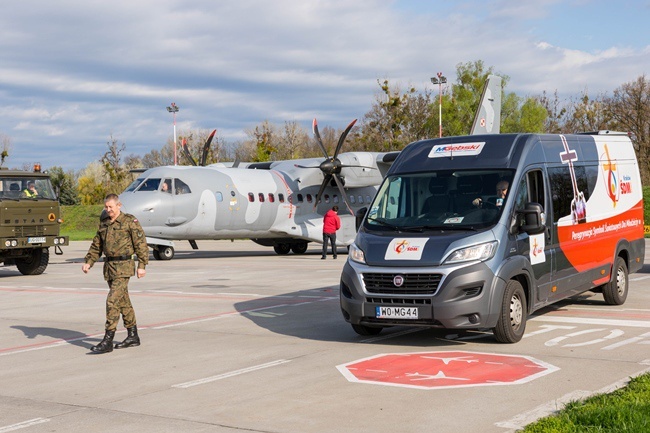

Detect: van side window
514,170,545,225
548,165,589,224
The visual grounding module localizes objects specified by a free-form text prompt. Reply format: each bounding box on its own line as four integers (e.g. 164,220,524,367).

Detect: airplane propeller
295,118,372,215
181,129,217,166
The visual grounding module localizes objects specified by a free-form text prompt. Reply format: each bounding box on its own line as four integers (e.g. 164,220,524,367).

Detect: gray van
340,132,645,343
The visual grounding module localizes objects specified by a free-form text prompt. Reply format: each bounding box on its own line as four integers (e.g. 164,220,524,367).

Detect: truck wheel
16,248,49,275
351,324,383,336
290,242,308,254
273,244,291,255
493,280,527,343
602,257,628,305
157,246,174,261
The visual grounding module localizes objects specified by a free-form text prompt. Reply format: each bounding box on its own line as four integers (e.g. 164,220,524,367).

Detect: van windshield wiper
366,217,402,232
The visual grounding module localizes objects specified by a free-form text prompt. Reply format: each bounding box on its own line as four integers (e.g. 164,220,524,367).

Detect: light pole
166,102,179,165
430,72,447,138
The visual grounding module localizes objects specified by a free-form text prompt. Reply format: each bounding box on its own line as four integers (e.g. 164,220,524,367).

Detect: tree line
4,60,649,204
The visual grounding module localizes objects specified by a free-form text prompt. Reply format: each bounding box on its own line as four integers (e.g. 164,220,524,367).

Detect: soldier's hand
137,268,146,279
82,263,91,274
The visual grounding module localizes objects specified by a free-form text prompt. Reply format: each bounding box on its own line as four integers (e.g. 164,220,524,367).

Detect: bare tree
606,75,650,184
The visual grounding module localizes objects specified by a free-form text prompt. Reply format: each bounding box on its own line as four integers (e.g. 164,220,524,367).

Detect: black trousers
322,233,337,257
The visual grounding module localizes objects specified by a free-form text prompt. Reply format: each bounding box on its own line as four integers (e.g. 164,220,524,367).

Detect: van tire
16,248,49,275
351,324,383,336
493,280,527,343
602,257,628,305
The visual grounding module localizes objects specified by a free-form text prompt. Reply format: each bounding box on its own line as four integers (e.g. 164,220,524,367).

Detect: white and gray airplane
119,75,502,260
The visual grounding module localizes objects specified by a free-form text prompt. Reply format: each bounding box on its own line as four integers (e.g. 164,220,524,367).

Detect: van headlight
444,241,497,264
349,243,366,264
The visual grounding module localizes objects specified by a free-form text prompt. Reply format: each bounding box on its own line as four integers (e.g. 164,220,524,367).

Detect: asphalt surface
1,240,649,433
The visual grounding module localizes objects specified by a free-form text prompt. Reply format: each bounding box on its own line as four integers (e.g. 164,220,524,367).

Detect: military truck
0,166,68,275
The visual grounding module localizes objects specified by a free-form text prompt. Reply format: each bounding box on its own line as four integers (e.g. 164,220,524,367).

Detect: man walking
82,194,149,354
322,205,341,259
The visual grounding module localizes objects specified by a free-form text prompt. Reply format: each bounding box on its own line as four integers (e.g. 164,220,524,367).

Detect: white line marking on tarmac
0,418,50,432
530,316,650,328
172,359,291,389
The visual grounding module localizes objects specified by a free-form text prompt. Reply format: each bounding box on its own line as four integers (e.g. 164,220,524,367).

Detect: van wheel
16,248,49,275
351,324,383,336
493,280,527,343
602,257,628,305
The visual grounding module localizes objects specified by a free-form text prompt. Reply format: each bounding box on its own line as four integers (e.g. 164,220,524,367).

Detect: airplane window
278,193,285,203
297,194,303,202
306,194,312,203
161,179,172,193
174,179,191,194
324,194,330,203
366,195,371,203
268,193,275,203
248,193,254,202
358,195,363,203
350,195,356,204
215,192,223,202
333,195,339,203
258,193,265,202
138,178,161,192
125,177,145,192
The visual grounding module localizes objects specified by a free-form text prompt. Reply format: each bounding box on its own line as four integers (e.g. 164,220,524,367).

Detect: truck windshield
365,169,513,231
0,177,57,200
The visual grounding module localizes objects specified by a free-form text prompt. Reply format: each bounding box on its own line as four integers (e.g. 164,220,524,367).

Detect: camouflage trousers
104,277,136,331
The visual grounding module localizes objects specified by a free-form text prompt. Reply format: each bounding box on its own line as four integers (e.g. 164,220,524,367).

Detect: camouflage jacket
84,212,149,281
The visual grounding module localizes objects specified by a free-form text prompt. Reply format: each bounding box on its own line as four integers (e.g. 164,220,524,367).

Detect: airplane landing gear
153,245,175,261
290,242,308,254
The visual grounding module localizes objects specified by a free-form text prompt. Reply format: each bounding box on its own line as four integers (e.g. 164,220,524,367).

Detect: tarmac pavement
0,240,649,433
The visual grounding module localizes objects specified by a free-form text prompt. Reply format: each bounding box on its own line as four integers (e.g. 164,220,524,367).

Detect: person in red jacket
322,205,341,259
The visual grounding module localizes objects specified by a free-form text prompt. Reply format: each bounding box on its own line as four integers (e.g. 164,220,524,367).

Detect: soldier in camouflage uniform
82,193,149,354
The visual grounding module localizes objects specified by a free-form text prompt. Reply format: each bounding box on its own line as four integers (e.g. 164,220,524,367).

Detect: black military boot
114,326,140,349
91,330,115,354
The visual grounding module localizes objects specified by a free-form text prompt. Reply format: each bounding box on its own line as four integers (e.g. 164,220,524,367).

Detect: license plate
28,237,46,244
376,306,418,319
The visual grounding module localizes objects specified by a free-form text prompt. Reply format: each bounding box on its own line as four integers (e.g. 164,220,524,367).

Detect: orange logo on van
602,144,619,208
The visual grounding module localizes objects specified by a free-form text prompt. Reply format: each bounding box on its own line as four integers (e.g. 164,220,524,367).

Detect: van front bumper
340,259,506,330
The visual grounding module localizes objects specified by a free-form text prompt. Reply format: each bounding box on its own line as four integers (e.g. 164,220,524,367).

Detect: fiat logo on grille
393,275,405,287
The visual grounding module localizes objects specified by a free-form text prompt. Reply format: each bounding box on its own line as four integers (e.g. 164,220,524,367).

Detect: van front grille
362,273,442,295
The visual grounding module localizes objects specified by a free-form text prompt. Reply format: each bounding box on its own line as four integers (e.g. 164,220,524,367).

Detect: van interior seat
453,176,483,213
421,177,450,217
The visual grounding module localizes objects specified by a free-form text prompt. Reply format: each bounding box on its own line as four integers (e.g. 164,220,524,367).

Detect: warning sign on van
428,142,485,158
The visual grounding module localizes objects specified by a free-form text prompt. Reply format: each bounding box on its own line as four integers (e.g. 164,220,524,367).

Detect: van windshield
365,170,513,232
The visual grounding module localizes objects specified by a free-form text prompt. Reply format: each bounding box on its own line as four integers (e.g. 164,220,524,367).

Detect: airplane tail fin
470,75,502,135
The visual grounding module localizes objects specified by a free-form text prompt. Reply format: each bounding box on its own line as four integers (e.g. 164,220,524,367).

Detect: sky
1,0,649,171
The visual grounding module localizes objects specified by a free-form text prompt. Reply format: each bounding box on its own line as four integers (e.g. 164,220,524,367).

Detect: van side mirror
355,207,368,231
518,202,546,235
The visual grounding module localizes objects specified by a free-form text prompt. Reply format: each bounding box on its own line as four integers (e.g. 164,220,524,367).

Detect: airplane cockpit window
215,192,223,202
248,193,254,202
174,179,191,195
161,179,172,193
124,177,145,192
278,193,285,203
138,178,161,192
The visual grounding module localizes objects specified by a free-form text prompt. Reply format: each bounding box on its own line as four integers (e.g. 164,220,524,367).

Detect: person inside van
472,180,509,208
